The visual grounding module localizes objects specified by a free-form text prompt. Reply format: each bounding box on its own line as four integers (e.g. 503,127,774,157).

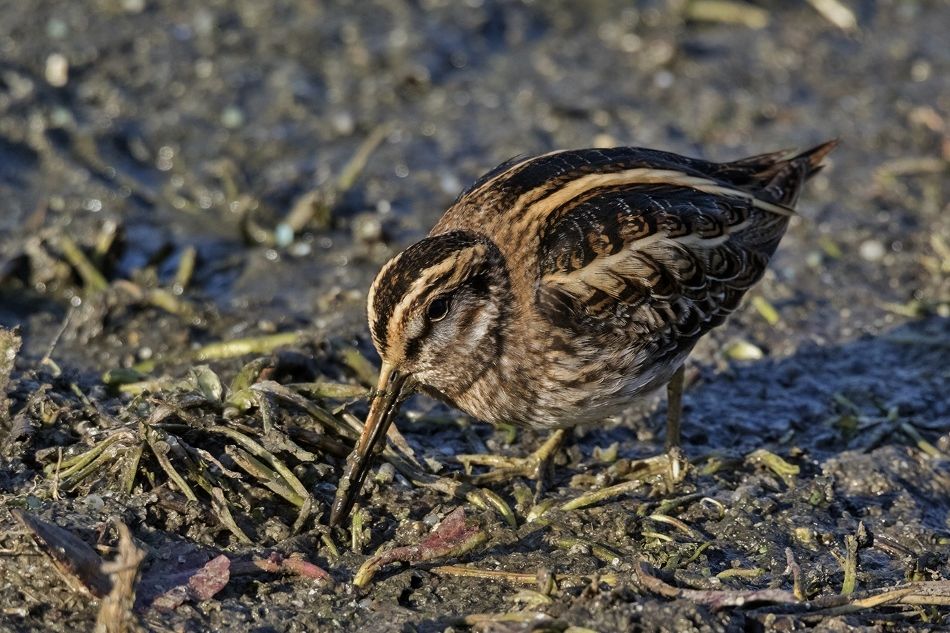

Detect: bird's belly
455,347,688,430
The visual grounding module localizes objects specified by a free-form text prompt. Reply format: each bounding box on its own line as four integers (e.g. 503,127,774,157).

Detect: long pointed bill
329,361,408,526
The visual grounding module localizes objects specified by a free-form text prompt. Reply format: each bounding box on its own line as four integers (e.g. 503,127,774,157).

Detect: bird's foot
457,429,566,486
629,446,688,494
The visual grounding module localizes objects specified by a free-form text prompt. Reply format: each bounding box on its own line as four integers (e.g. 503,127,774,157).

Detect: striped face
331,231,509,526
366,231,510,395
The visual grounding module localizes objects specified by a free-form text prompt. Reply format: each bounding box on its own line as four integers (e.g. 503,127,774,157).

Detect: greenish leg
666,364,685,451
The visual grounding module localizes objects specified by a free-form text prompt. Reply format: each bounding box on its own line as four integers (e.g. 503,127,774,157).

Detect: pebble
352,213,383,243
374,462,395,484
220,106,245,129
725,340,764,361
859,239,886,262
122,0,145,12
45,53,69,87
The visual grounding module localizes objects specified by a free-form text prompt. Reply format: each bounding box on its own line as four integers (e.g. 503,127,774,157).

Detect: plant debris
353,506,487,587
0,1,947,631
13,509,112,598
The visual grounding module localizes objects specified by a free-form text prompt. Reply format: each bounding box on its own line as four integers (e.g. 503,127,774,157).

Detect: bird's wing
535,183,782,344
533,141,837,342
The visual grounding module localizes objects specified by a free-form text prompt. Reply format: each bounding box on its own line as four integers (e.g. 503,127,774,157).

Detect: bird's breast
448,326,677,430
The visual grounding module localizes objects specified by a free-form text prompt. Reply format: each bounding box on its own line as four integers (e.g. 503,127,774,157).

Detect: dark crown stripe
369,231,484,353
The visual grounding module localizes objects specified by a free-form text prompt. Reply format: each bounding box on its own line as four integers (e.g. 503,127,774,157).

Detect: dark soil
0,1,948,631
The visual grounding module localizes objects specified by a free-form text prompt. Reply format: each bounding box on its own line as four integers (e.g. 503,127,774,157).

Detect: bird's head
330,230,510,525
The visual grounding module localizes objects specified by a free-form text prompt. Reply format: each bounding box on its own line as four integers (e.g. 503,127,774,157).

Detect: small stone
859,239,886,262
374,462,395,484
220,106,244,129
82,494,105,512
274,223,295,247
352,213,383,244
653,70,674,89
122,0,146,13
330,111,355,136
45,53,69,87
725,340,764,361
911,59,932,82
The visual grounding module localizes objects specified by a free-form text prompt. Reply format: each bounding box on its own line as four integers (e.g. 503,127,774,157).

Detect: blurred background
0,0,946,368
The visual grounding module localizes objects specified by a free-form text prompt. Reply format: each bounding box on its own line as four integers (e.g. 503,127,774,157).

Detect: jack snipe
330,140,837,525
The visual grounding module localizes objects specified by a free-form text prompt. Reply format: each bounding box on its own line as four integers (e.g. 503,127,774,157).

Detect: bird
329,139,837,526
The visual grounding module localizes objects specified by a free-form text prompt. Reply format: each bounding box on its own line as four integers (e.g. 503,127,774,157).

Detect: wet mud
0,1,948,631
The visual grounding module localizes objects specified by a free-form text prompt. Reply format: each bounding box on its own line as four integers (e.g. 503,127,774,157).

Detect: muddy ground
0,0,948,631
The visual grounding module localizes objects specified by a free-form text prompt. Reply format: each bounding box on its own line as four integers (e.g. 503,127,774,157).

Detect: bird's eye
426,296,451,321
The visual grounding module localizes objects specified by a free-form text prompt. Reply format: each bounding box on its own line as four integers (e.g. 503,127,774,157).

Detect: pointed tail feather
794,138,840,175
758,138,839,206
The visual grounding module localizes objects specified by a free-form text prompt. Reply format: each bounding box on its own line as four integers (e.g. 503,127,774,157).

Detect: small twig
900,422,945,458
353,507,486,587
785,547,805,601
209,425,309,502
432,565,618,588
841,533,859,596
553,537,622,565
335,124,390,193
351,507,368,553
40,308,73,377
716,567,765,580
57,235,109,292
686,1,769,29
252,381,358,440
466,489,517,529
561,451,685,511
646,514,703,540
50,448,63,500
44,431,134,478
94,522,145,633
225,446,306,508
144,426,198,501
288,381,368,400
193,332,303,361
746,449,800,482
339,345,379,387
278,124,390,240
635,560,797,608
119,443,143,496
172,245,197,294
210,487,253,544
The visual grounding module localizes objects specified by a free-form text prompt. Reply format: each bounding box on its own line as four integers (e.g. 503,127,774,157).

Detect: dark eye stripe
402,320,432,362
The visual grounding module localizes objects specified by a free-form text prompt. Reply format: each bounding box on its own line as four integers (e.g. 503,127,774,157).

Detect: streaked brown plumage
330,140,837,525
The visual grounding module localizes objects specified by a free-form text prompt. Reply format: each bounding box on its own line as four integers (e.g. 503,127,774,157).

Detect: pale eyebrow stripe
367,250,405,348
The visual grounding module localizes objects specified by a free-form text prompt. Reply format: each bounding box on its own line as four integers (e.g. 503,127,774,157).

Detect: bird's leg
654,364,688,490
457,429,566,485
666,364,685,451
616,365,689,493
